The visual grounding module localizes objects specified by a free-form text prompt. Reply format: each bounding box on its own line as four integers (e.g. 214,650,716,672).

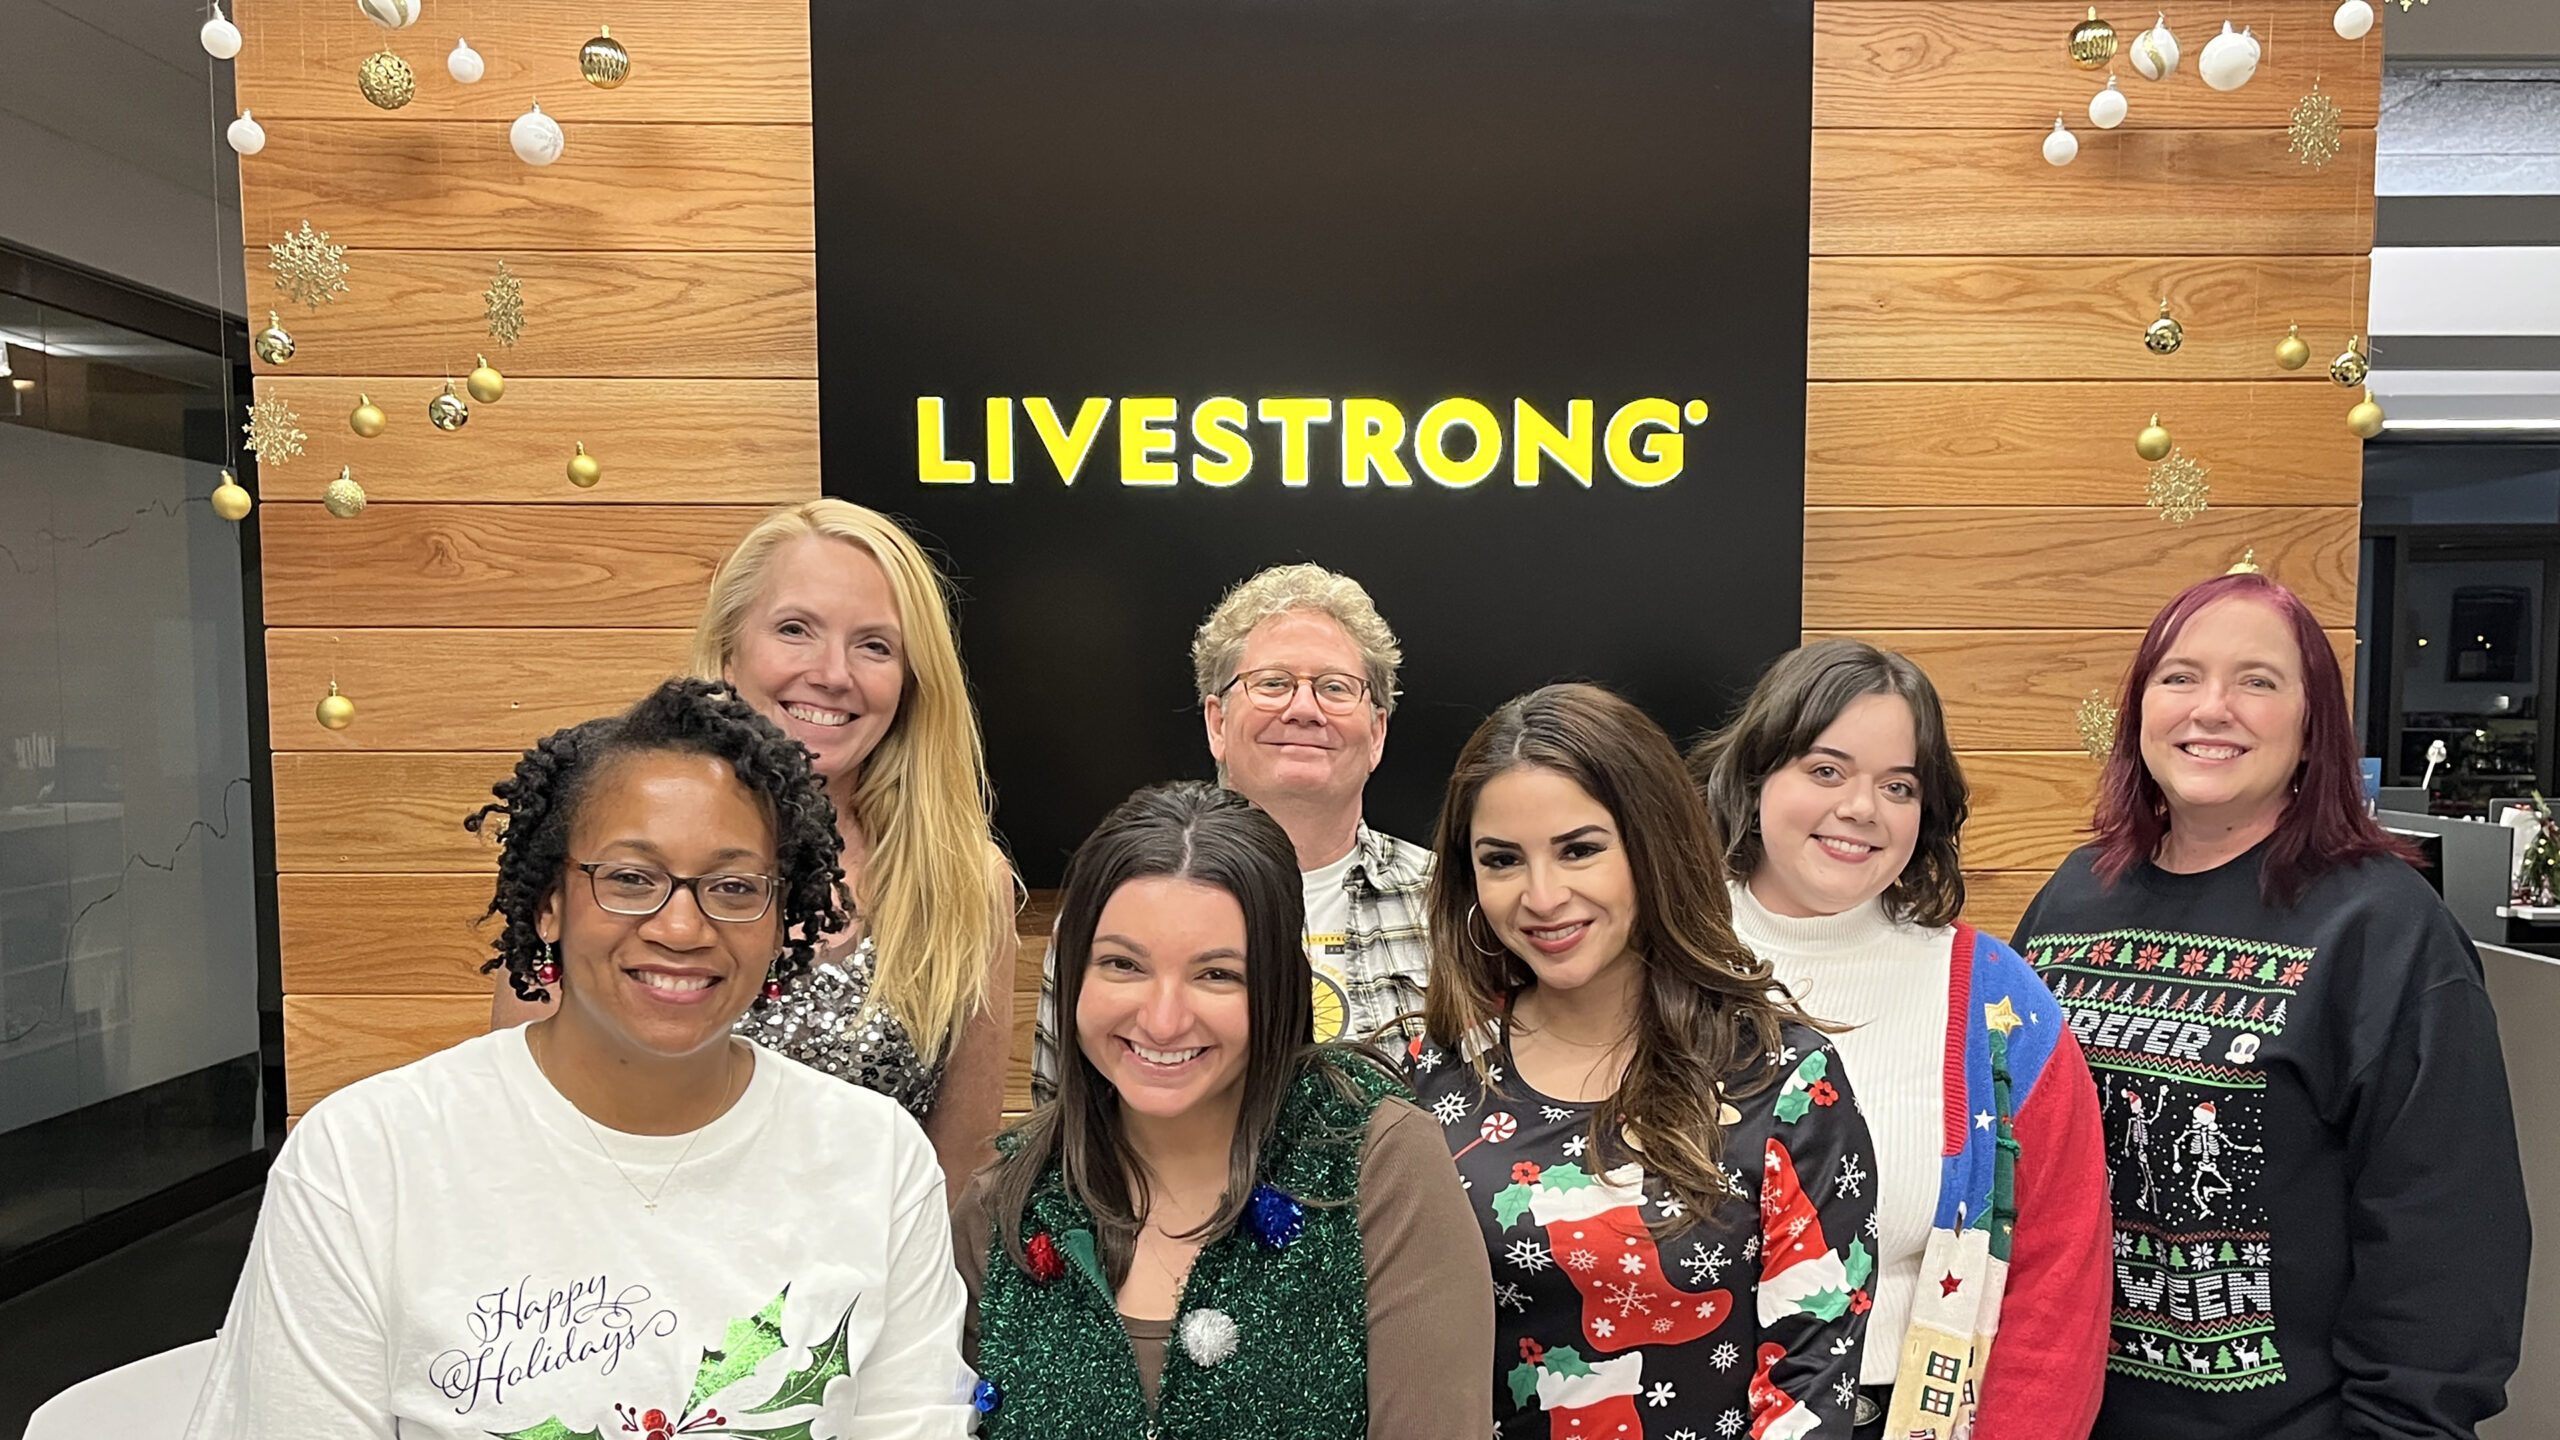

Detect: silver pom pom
1179,1308,1239,1367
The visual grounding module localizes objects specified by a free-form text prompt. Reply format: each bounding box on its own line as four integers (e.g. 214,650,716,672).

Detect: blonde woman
494,499,1019,1193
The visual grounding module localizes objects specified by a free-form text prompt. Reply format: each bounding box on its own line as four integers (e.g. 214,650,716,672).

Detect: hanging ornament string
204,23,240,500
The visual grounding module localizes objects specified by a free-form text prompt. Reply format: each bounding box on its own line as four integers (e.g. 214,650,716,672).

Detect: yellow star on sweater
1984,997,2024,1036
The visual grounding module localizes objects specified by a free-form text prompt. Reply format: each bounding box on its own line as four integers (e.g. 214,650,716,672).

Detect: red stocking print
1509,1341,1651,1440
1494,1161,1731,1352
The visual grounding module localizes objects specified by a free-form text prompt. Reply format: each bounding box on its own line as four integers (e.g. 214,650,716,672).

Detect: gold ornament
466,354,506,404
350,393,387,438
2136,414,2173,462
323,466,368,518
2143,299,2184,356
2070,8,2119,68
2289,81,2344,168
210,469,254,522
2228,547,2261,574
2330,335,2370,387
2076,692,2120,760
316,679,357,732
2347,387,2386,438
253,311,296,365
567,441,602,488
581,25,632,87
357,50,417,110
243,393,307,465
269,220,350,309
2275,322,2311,371
428,381,469,431
2146,447,2211,523
484,260,525,348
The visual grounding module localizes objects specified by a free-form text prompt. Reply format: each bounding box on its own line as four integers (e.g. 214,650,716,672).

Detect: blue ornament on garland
1244,1183,1306,1249
972,1378,1002,1416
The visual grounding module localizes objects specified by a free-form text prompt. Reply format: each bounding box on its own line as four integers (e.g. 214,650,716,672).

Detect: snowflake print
2241,1242,2272,1267
2189,1243,2215,1269
1601,1279,1653,1318
1539,1105,1573,1122
1780,1045,1799,1066
1485,1064,1505,1087
2136,943,2164,970
2179,949,2209,977
1720,1163,1747,1197
1653,1318,1674,1334
1863,1212,1880,1238
1833,1374,1860,1410
1830,1336,1854,1356
1414,1047,1445,1072
1656,1193,1687,1220
1505,1239,1554,1273
1594,1317,1615,1338
1670,1433,1703,1440
1565,1248,1598,1273
1742,1235,1762,1262
1645,1382,1678,1408
2280,960,2310,986
1493,1282,1530,1314
2092,939,2119,965
1430,1092,1471,1126
1561,1134,1588,1158
1786,1212,1812,1242
2114,1231,2134,1257
1619,1251,1648,1276
1682,1242,1728,1284
1834,1153,1868,1199
1710,1341,1740,1372
1716,1407,1746,1438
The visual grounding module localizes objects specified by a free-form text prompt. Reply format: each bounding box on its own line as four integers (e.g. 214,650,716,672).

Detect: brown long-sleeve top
951,1096,1494,1438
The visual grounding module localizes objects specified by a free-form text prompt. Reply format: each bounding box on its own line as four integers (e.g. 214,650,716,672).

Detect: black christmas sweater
2014,841,2528,1440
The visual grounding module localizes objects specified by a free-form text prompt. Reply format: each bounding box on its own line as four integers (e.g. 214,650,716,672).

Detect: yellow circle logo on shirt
1311,972,1349,1043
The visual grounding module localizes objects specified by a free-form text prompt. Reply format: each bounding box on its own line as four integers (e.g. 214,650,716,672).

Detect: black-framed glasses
1220,667,1374,716
574,861,778,923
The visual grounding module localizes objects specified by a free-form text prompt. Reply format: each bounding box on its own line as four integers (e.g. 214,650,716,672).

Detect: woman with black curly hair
184,679,971,1440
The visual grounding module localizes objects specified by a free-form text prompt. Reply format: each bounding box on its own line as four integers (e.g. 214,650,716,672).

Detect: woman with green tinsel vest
952,781,1493,1439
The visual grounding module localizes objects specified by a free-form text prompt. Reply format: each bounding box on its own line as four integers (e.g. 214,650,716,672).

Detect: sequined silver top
733,934,943,1121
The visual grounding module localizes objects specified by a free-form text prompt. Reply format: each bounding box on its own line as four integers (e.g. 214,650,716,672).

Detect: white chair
23,1337,216,1439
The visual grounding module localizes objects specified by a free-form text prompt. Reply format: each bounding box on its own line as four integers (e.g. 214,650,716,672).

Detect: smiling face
1468,764,1641,997
722,535,907,788
1074,874,1254,1125
538,750,783,1061
2138,596,2308,838
1747,691,1924,919
1202,610,1386,813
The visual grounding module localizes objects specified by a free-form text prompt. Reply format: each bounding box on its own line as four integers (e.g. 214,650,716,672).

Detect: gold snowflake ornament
269,220,350,309
2289,83,2344,169
243,393,307,466
485,260,524,348
2076,693,2120,761
2147,448,2211,523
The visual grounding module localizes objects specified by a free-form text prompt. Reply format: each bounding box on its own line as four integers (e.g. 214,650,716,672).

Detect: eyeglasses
574,861,778,923
1220,668,1374,716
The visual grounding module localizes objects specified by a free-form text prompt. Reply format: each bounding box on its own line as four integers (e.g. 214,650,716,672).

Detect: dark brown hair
1422,683,1810,1224
1689,638,1970,928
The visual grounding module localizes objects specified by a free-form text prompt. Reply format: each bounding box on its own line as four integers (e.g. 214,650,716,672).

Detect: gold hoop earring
1464,903,1504,957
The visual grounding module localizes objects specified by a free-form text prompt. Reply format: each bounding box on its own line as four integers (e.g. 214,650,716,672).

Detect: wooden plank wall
241,1,2378,1114
1808,0,2377,938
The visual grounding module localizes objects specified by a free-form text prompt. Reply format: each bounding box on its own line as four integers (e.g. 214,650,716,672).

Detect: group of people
181,498,2530,1440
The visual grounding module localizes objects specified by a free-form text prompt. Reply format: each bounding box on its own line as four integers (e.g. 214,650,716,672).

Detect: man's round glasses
1221,668,1374,716
575,861,777,923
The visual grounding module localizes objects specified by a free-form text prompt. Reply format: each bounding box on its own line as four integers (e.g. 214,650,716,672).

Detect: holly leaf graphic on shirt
1508,1360,1543,1409
1773,1051,1830,1125
687,1287,790,1417
1544,1345,1595,1377
742,1300,857,1414
1494,1182,1539,1230
1799,1287,1853,1322
1541,1163,1594,1192
1844,1239,1874,1291
488,1421,604,1440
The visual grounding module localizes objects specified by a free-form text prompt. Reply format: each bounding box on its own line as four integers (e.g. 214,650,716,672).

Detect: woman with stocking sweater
1693,640,2110,1440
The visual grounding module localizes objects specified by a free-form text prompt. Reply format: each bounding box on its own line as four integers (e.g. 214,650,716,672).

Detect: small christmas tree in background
2518,793,2560,907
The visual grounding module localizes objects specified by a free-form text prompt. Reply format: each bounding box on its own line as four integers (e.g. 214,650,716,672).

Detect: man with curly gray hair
1032,563,1434,1099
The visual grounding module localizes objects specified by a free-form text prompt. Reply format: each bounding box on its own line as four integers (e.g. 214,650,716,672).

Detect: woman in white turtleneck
1691,640,2110,1440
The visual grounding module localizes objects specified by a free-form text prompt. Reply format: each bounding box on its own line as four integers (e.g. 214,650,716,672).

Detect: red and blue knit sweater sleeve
1965,931,2111,1440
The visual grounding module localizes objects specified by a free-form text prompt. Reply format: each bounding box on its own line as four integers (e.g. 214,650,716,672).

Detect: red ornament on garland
1026,1231,1066,1284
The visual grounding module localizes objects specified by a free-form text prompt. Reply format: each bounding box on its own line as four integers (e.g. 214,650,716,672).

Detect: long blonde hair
693,500,1007,1062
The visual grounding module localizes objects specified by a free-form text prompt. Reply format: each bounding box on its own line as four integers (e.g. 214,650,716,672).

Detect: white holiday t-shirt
184,1026,971,1440
1302,846,1357,1043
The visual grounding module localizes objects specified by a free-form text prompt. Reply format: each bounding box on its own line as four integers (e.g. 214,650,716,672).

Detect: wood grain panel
1802,505,2359,628
1813,129,2375,257
242,122,813,253
244,252,816,378
284,994,487,1111
1808,256,2366,380
1808,628,2359,751
1962,870,2055,942
273,752,509,873
278,874,499,994
268,628,693,752
235,1,811,123
1814,1,2382,130
1959,753,2099,872
1806,382,2361,506
259,503,768,627
240,379,818,503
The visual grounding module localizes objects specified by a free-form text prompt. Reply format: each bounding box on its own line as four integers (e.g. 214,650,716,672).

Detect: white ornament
2043,117,2080,167
2130,14,2180,81
1179,1309,1240,1368
356,0,422,29
2090,75,2129,129
447,37,486,85
200,4,242,60
2333,0,2375,40
225,109,266,155
2198,22,2261,92
510,102,565,166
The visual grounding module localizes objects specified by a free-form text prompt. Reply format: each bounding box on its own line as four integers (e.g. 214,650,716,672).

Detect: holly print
492,1289,854,1440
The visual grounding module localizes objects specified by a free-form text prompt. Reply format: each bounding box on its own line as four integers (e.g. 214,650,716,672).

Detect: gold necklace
541,1030,742,1213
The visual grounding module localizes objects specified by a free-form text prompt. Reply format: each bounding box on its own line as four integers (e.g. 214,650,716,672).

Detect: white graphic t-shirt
184,1026,971,1440
1303,846,1358,1043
